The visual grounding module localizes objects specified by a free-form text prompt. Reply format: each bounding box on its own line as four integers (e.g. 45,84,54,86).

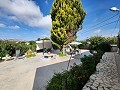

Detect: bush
92,50,104,65
69,63,89,89
0,41,36,57
81,55,96,75
47,72,66,90
0,49,8,59
25,54,36,58
47,53,102,90
96,42,111,52
47,64,89,90
25,49,36,58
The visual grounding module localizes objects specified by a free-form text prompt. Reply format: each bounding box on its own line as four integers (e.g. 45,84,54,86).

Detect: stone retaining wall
82,52,120,90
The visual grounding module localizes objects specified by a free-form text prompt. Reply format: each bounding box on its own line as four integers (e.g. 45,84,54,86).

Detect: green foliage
89,36,106,50
29,41,36,51
78,40,88,49
25,49,36,58
50,0,86,50
25,54,36,58
81,55,96,75
51,28,68,51
41,37,50,40
52,43,59,50
96,42,111,52
106,36,117,44
47,52,103,90
0,40,36,58
37,38,41,41
15,42,29,55
92,50,104,65
58,52,67,57
47,72,65,90
0,49,7,59
88,36,117,51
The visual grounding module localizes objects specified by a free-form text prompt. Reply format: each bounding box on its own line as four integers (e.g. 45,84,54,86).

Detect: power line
80,19,119,35
110,15,120,36
80,13,119,34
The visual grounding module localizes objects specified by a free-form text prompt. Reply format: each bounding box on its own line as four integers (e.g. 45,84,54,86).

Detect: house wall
36,40,52,50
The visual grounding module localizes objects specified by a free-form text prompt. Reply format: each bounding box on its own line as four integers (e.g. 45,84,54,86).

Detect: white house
36,40,52,51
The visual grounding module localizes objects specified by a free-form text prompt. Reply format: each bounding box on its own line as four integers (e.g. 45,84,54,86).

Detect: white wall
36,40,52,50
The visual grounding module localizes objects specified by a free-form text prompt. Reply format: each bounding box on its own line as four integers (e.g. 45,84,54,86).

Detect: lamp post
43,39,44,55
110,7,120,54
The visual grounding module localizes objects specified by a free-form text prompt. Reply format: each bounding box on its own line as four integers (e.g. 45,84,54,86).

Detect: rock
95,79,103,84
104,83,112,88
110,88,116,90
98,87,104,90
86,82,93,86
90,86,97,90
103,87,109,90
90,75,96,81
114,83,120,87
92,81,99,87
82,87,90,90
112,85,120,90
92,74,97,78
86,84,91,87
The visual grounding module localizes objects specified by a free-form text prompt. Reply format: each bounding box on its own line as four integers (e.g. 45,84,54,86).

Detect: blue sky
0,0,120,41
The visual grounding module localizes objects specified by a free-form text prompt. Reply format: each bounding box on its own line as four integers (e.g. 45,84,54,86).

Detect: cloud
40,34,49,38
7,16,18,21
45,0,48,4
9,25,20,29
94,29,101,34
0,0,52,28
0,23,6,27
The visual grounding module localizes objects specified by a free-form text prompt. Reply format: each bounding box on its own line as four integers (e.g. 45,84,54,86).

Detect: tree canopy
50,0,86,50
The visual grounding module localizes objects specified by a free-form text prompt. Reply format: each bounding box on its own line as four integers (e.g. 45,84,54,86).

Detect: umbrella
69,41,82,45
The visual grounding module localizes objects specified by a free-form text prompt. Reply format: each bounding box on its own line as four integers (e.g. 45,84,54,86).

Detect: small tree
50,0,86,52
88,36,106,50
37,38,41,41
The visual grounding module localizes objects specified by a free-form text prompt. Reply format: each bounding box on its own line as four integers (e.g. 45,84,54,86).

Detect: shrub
25,54,36,58
0,49,8,59
47,51,103,90
25,49,36,58
96,42,111,52
81,55,96,75
69,63,89,89
47,72,65,90
92,50,104,65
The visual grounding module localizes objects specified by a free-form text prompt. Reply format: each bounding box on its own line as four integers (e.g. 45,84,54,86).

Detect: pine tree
50,0,86,51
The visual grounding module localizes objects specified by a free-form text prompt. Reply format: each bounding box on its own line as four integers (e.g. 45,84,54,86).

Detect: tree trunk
60,45,63,54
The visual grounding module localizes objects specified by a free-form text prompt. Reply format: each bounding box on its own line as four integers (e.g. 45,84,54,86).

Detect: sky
0,0,120,41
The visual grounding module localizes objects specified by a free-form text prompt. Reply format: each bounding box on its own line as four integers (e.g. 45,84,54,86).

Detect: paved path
0,50,90,90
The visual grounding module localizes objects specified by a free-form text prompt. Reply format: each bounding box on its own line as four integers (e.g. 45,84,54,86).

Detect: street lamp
109,7,120,12
109,7,120,54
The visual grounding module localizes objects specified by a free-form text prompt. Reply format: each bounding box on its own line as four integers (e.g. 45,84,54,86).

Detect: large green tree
50,0,86,51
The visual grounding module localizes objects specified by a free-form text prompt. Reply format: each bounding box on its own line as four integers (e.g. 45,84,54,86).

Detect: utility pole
110,7,120,54
43,39,44,55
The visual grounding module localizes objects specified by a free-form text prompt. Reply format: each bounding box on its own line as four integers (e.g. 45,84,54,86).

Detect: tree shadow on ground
32,58,80,90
